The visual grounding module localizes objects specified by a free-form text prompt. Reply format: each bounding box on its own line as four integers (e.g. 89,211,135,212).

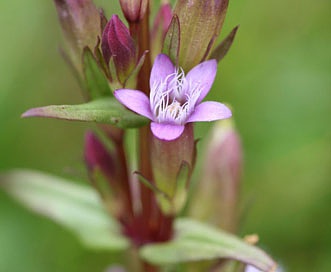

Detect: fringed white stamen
150,69,202,125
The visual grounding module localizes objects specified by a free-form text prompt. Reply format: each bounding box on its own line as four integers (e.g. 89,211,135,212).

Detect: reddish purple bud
53,0,102,63
119,0,148,23
190,120,242,232
84,131,116,185
84,131,134,219
101,15,137,84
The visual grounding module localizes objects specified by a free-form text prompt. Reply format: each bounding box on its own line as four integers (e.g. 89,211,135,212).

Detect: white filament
150,69,201,125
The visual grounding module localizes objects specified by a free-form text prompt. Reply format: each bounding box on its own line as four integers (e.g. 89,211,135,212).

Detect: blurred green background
0,0,330,271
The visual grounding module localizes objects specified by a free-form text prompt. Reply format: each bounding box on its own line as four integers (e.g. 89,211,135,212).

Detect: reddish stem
125,1,174,248
132,3,155,228
143,261,160,272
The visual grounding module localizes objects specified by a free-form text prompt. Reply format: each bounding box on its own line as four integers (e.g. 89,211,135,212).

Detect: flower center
150,69,201,125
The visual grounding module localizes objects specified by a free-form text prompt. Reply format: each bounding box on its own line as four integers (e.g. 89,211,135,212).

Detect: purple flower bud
101,15,138,84
190,120,242,232
173,0,229,70
119,0,148,23
53,0,102,61
84,131,116,181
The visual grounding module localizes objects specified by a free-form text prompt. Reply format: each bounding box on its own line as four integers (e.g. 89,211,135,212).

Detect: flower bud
84,131,132,218
173,0,229,71
53,0,102,65
119,0,148,23
101,15,138,84
190,120,242,232
151,124,195,214
84,131,115,181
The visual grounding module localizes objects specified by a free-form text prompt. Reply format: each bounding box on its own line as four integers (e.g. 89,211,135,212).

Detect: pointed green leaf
22,97,148,129
140,218,276,272
210,26,239,62
0,169,129,251
83,46,112,99
162,15,180,66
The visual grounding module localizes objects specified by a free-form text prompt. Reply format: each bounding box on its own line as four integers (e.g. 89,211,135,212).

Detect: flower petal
151,122,185,141
186,59,217,103
187,101,232,123
150,54,175,88
114,89,153,120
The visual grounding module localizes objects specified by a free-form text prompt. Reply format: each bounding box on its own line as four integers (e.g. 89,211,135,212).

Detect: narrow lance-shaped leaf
22,97,148,129
83,47,111,99
124,50,148,89
162,15,180,66
172,161,191,214
210,26,239,62
140,218,277,272
0,169,129,251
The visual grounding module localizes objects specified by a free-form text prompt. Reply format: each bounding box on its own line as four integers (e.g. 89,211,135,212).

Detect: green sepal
156,161,191,215
0,169,129,251
108,56,122,90
210,26,239,62
22,97,148,129
140,218,276,272
124,50,148,89
83,46,112,99
134,171,165,196
172,161,191,214
162,15,180,66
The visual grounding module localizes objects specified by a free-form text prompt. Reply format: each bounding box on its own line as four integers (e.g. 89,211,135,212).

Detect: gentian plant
1,0,277,271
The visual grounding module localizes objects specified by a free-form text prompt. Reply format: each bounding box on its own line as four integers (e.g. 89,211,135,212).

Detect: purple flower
114,54,232,141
